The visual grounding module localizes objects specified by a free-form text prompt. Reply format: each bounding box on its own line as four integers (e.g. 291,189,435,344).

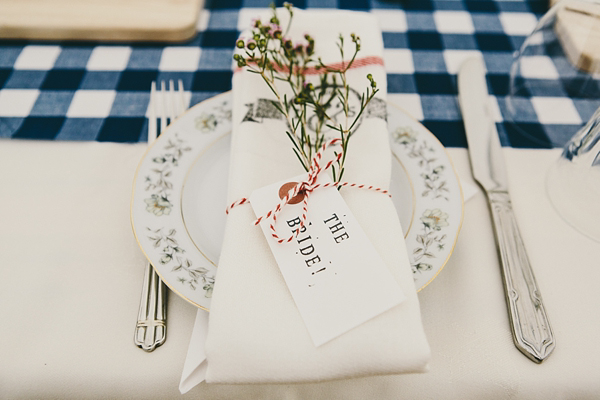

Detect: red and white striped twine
225,137,390,244
233,55,384,75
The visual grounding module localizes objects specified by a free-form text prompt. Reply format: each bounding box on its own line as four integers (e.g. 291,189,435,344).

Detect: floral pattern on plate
146,227,214,296
132,93,232,310
388,107,463,291
195,100,232,133
143,134,192,216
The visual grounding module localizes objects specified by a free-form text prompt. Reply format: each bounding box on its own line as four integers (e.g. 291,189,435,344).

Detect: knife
458,57,555,363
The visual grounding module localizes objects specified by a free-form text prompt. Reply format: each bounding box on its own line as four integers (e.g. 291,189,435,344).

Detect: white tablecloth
1,140,599,399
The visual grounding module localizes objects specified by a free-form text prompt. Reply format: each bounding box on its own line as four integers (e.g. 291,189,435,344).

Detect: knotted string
225,137,390,244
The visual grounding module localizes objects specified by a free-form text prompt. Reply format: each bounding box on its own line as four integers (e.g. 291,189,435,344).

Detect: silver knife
458,57,555,363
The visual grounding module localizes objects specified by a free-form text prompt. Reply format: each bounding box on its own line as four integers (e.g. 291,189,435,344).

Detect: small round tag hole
278,182,305,204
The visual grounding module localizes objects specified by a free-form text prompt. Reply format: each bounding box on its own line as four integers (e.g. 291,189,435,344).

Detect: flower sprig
233,3,379,184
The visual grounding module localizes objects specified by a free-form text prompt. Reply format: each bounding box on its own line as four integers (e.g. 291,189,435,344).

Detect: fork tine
148,81,158,144
168,80,177,122
177,79,186,118
160,81,167,134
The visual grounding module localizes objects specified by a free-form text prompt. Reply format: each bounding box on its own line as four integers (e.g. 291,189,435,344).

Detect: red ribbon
233,55,384,75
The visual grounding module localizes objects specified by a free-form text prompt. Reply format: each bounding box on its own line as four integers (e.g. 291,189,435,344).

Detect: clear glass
507,0,600,241
507,0,600,147
546,106,600,242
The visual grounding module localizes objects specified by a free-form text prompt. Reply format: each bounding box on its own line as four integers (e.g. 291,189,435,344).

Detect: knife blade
458,57,555,363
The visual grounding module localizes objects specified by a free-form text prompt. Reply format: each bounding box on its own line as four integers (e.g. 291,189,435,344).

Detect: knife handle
487,191,555,363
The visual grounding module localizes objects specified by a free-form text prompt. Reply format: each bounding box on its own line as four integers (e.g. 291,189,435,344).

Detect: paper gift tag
249,173,405,346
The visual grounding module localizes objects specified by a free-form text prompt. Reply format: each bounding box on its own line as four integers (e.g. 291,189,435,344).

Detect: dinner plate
131,92,463,310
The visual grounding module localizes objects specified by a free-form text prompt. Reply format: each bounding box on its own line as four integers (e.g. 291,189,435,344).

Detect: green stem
260,69,310,169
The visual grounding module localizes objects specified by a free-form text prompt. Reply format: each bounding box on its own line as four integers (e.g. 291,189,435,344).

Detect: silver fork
134,80,187,352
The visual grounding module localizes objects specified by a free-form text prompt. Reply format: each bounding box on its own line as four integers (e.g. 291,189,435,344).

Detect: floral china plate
131,92,463,310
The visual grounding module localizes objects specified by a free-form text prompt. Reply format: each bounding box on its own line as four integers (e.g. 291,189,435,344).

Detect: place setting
130,68,465,310
3,0,600,398
131,0,599,393
128,3,468,391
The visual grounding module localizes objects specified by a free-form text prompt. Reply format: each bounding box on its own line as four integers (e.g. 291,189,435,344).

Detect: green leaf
272,102,284,114
285,131,301,152
292,148,308,172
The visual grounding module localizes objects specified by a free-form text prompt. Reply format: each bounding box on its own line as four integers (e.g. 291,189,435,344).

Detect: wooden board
0,0,203,42
553,0,600,74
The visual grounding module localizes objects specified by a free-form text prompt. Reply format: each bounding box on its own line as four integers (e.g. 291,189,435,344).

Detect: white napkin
178,310,209,394
195,9,431,385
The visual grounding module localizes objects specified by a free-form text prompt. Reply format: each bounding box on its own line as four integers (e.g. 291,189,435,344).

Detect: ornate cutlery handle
487,191,555,363
134,262,167,352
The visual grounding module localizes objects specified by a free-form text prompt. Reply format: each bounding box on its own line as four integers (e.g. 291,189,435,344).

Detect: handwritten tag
249,173,405,347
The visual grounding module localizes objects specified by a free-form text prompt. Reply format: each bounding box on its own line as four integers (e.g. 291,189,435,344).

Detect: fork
134,80,187,352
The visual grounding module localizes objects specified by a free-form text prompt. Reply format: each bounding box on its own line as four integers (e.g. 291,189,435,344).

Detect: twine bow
226,137,390,244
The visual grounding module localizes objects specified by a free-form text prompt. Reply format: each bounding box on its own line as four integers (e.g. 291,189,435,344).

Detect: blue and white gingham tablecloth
0,0,587,148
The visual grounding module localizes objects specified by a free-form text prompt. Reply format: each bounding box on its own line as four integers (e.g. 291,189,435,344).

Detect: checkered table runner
0,0,589,148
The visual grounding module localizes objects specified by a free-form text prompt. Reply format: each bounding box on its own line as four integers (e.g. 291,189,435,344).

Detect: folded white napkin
179,310,209,394
195,9,431,385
